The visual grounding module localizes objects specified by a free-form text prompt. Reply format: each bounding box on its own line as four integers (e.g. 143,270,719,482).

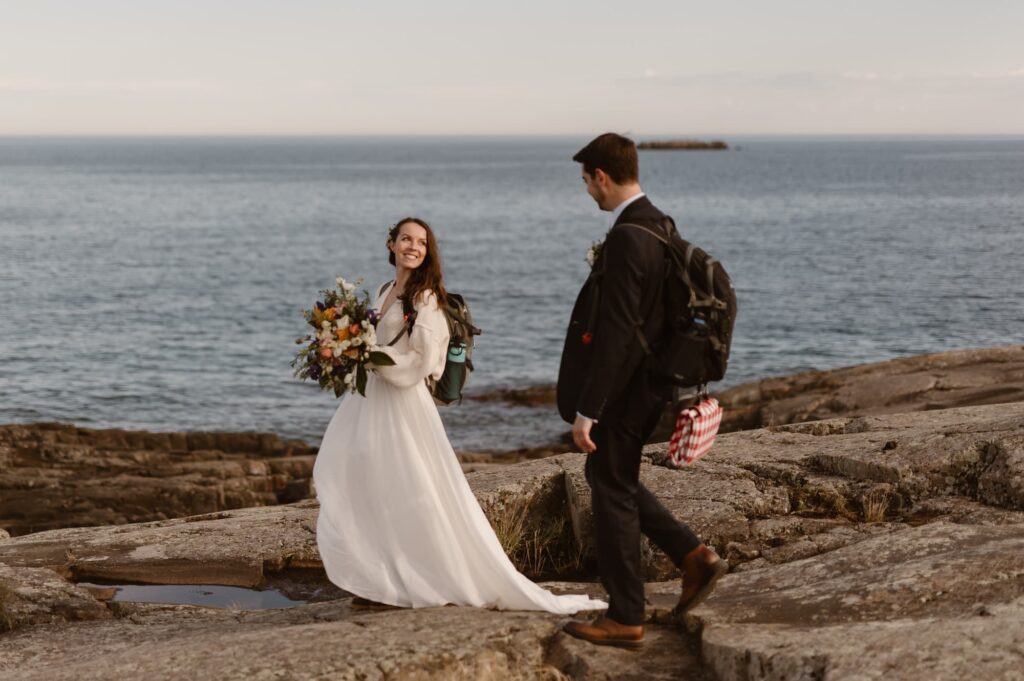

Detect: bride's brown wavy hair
388,217,448,309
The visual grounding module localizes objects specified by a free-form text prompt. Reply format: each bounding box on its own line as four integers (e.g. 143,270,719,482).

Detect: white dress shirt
608,192,645,227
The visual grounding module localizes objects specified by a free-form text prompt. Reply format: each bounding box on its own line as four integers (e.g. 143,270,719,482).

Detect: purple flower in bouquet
366,308,380,325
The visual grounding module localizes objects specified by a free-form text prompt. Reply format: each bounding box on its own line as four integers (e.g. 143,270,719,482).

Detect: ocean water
1,136,1022,452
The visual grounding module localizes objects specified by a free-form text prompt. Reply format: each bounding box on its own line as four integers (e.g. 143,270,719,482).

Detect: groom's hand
572,415,597,454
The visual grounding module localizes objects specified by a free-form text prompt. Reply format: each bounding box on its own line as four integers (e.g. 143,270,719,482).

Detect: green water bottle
436,341,467,404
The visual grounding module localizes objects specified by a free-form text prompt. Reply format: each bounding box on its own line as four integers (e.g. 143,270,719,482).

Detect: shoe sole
672,559,729,620
563,627,644,650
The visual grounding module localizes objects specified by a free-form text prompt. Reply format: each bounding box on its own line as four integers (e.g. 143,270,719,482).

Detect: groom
558,133,727,647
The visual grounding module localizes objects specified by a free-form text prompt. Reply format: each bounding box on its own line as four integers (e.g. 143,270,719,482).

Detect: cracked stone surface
563,402,1024,579
0,595,708,681
671,521,1024,681
2,398,1023,679
0,563,111,630
699,606,1024,681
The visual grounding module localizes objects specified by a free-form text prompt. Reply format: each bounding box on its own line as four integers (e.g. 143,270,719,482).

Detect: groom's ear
593,167,611,187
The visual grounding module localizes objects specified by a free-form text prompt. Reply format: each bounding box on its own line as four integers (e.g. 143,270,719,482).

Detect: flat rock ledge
714,344,1024,432
0,501,323,588
0,594,708,681
0,422,317,537
669,520,1024,681
1,402,1023,679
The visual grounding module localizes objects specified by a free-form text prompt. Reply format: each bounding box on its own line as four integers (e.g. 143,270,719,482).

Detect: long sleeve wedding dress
312,284,605,614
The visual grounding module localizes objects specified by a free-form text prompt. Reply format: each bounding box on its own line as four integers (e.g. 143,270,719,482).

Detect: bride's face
391,221,428,271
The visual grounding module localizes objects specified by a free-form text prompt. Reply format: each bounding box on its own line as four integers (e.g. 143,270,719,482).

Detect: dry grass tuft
860,488,892,523
490,498,586,579
492,498,529,561
790,486,858,521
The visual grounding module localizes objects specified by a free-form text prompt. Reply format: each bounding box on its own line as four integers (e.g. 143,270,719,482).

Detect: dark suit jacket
556,196,672,424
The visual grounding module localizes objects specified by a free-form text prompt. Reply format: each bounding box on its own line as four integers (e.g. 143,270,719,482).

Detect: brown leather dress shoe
673,545,728,618
563,616,644,649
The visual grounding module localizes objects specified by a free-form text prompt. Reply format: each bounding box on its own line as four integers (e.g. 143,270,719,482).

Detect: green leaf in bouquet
368,351,396,366
356,364,368,396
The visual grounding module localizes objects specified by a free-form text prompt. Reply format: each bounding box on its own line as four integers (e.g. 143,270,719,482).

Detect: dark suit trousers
584,371,702,625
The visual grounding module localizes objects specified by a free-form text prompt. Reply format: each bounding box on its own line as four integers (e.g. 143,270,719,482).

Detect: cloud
0,78,219,95
619,69,1024,90
618,70,843,89
841,71,879,81
838,71,907,82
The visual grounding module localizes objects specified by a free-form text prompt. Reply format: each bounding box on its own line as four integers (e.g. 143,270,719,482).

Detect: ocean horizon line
3,132,1024,141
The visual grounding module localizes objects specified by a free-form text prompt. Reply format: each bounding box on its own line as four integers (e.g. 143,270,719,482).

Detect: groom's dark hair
573,133,639,185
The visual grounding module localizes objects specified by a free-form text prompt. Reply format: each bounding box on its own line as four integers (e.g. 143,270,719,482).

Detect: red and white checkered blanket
666,397,723,467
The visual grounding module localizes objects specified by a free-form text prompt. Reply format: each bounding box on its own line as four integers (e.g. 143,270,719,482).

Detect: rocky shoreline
711,344,1024,432
2,346,1023,679
468,345,1024,450
2,402,1022,679
0,424,318,538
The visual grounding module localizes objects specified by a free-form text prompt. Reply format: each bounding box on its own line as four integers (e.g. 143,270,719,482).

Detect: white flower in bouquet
335,276,361,292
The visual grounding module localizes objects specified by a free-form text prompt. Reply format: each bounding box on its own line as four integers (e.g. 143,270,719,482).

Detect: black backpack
622,219,737,388
384,282,481,405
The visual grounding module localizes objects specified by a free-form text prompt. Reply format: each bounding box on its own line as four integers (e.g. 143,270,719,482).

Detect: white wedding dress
313,285,605,614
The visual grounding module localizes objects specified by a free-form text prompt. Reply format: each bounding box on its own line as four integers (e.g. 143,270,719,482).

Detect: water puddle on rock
76,582,307,609
76,573,349,610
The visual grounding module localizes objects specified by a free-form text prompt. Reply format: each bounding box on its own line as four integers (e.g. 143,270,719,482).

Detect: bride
312,217,605,614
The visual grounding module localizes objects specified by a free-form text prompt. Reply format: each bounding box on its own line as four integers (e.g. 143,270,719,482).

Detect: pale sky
1,0,1022,135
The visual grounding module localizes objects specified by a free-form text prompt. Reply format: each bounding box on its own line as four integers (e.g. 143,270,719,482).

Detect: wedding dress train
313,285,605,614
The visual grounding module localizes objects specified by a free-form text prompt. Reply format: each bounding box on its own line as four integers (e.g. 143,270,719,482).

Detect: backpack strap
376,279,395,301
627,222,726,311
383,283,418,347
386,324,407,347
620,220,670,244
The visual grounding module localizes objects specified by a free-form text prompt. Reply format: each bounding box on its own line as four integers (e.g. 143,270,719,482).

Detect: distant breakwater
638,139,729,150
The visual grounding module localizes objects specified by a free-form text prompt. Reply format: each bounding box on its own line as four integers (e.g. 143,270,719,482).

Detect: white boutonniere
586,240,604,269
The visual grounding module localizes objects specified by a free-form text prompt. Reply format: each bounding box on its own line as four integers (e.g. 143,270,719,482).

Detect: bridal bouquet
292,277,395,397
